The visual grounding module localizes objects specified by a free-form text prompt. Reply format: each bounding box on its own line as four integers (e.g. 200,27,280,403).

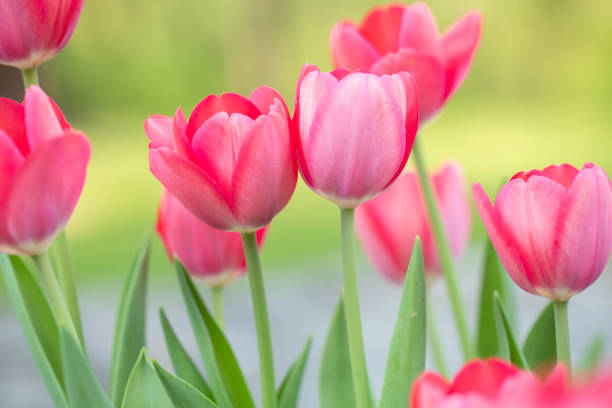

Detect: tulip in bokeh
146,87,297,232
330,2,482,121
294,64,419,208
0,0,85,69
157,190,267,287
356,162,470,283
472,163,612,301
0,86,90,255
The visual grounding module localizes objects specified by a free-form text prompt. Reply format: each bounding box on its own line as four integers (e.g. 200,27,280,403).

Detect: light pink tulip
330,2,482,122
0,86,90,255
294,64,419,208
0,0,85,69
356,162,471,282
473,163,612,301
157,191,267,287
145,87,297,232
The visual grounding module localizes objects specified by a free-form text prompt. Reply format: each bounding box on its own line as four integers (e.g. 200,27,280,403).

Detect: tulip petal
442,11,482,98
410,372,449,408
0,129,25,199
249,86,289,119
144,115,174,149
513,164,579,190
448,359,519,397
24,85,65,152
330,22,381,71
358,5,405,55
0,97,28,155
149,148,235,231
5,132,90,254
172,107,193,158
398,2,441,54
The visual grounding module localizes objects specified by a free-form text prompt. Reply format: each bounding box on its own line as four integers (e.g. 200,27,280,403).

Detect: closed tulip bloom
0,0,85,69
157,191,267,287
472,163,612,301
0,85,90,255
330,2,482,121
356,162,470,282
294,64,419,208
146,86,297,232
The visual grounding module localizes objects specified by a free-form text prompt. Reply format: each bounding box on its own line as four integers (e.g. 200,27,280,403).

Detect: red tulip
356,162,471,282
294,64,419,208
145,86,297,232
0,86,90,255
0,0,85,69
330,2,482,122
473,163,612,301
156,190,267,287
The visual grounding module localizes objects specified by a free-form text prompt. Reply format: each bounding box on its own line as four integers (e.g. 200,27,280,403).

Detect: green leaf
277,337,313,408
523,303,556,370
319,296,357,408
493,293,528,369
109,237,152,407
159,307,214,400
0,254,69,408
154,360,219,408
176,262,254,408
121,349,173,408
380,237,426,408
579,333,605,374
477,238,516,358
60,326,113,408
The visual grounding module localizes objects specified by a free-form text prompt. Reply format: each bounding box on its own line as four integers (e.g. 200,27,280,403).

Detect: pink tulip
157,190,267,287
330,2,482,122
145,87,297,232
356,162,471,282
294,64,419,208
473,163,612,301
0,0,85,69
0,86,90,255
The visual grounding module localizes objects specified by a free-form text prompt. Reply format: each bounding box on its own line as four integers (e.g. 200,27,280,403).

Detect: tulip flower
0,85,91,256
356,162,471,283
0,0,85,70
146,86,297,233
156,190,267,287
330,2,482,122
294,64,419,208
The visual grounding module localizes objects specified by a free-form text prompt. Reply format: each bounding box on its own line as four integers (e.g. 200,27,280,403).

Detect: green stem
427,295,449,378
554,300,571,372
50,231,85,347
21,67,39,87
32,252,79,343
413,137,473,360
211,286,224,329
241,232,276,408
340,208,372,408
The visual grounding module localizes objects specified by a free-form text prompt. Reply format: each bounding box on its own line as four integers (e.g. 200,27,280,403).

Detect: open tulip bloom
3,2,612,408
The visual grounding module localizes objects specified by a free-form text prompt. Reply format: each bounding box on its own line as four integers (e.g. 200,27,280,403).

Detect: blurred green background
1,0,611,282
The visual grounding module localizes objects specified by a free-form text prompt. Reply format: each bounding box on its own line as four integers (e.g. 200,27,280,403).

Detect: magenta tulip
473,163,612,301
0,85,90,255
356,162,471,283
146,86,297,232
157,190,267,287
0,0,85,69
330,2,482,122
294,64,419,208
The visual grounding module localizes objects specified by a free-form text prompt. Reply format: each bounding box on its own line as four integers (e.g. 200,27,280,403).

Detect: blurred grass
2,0,612,280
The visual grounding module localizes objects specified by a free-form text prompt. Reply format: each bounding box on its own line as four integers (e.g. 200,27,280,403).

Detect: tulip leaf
60,326,113,408
154,360,219,408
159,307,214,400
319,296,357,408
0,254,69,408
277,337,313,408
176,262,254,408
579,333,605,374
380,238,426,408
477,238,516,358
523,302,556,370
109,237,152,407
121,349,173,408
493,293,528,369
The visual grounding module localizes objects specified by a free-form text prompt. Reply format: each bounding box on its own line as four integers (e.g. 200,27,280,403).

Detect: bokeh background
1,0,612,406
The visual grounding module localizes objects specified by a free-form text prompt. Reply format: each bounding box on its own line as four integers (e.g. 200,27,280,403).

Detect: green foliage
277,337,313,408
523,303,557,370
121,349,173,408
493,293,528,369
154,361,219,408
579,334,606,374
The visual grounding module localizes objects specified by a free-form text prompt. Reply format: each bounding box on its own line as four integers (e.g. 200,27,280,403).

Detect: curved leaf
154,360,219,408
523,302,556,370
277,337,313,408
121,349,173,408
493,293,528,369
579,333,605,374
